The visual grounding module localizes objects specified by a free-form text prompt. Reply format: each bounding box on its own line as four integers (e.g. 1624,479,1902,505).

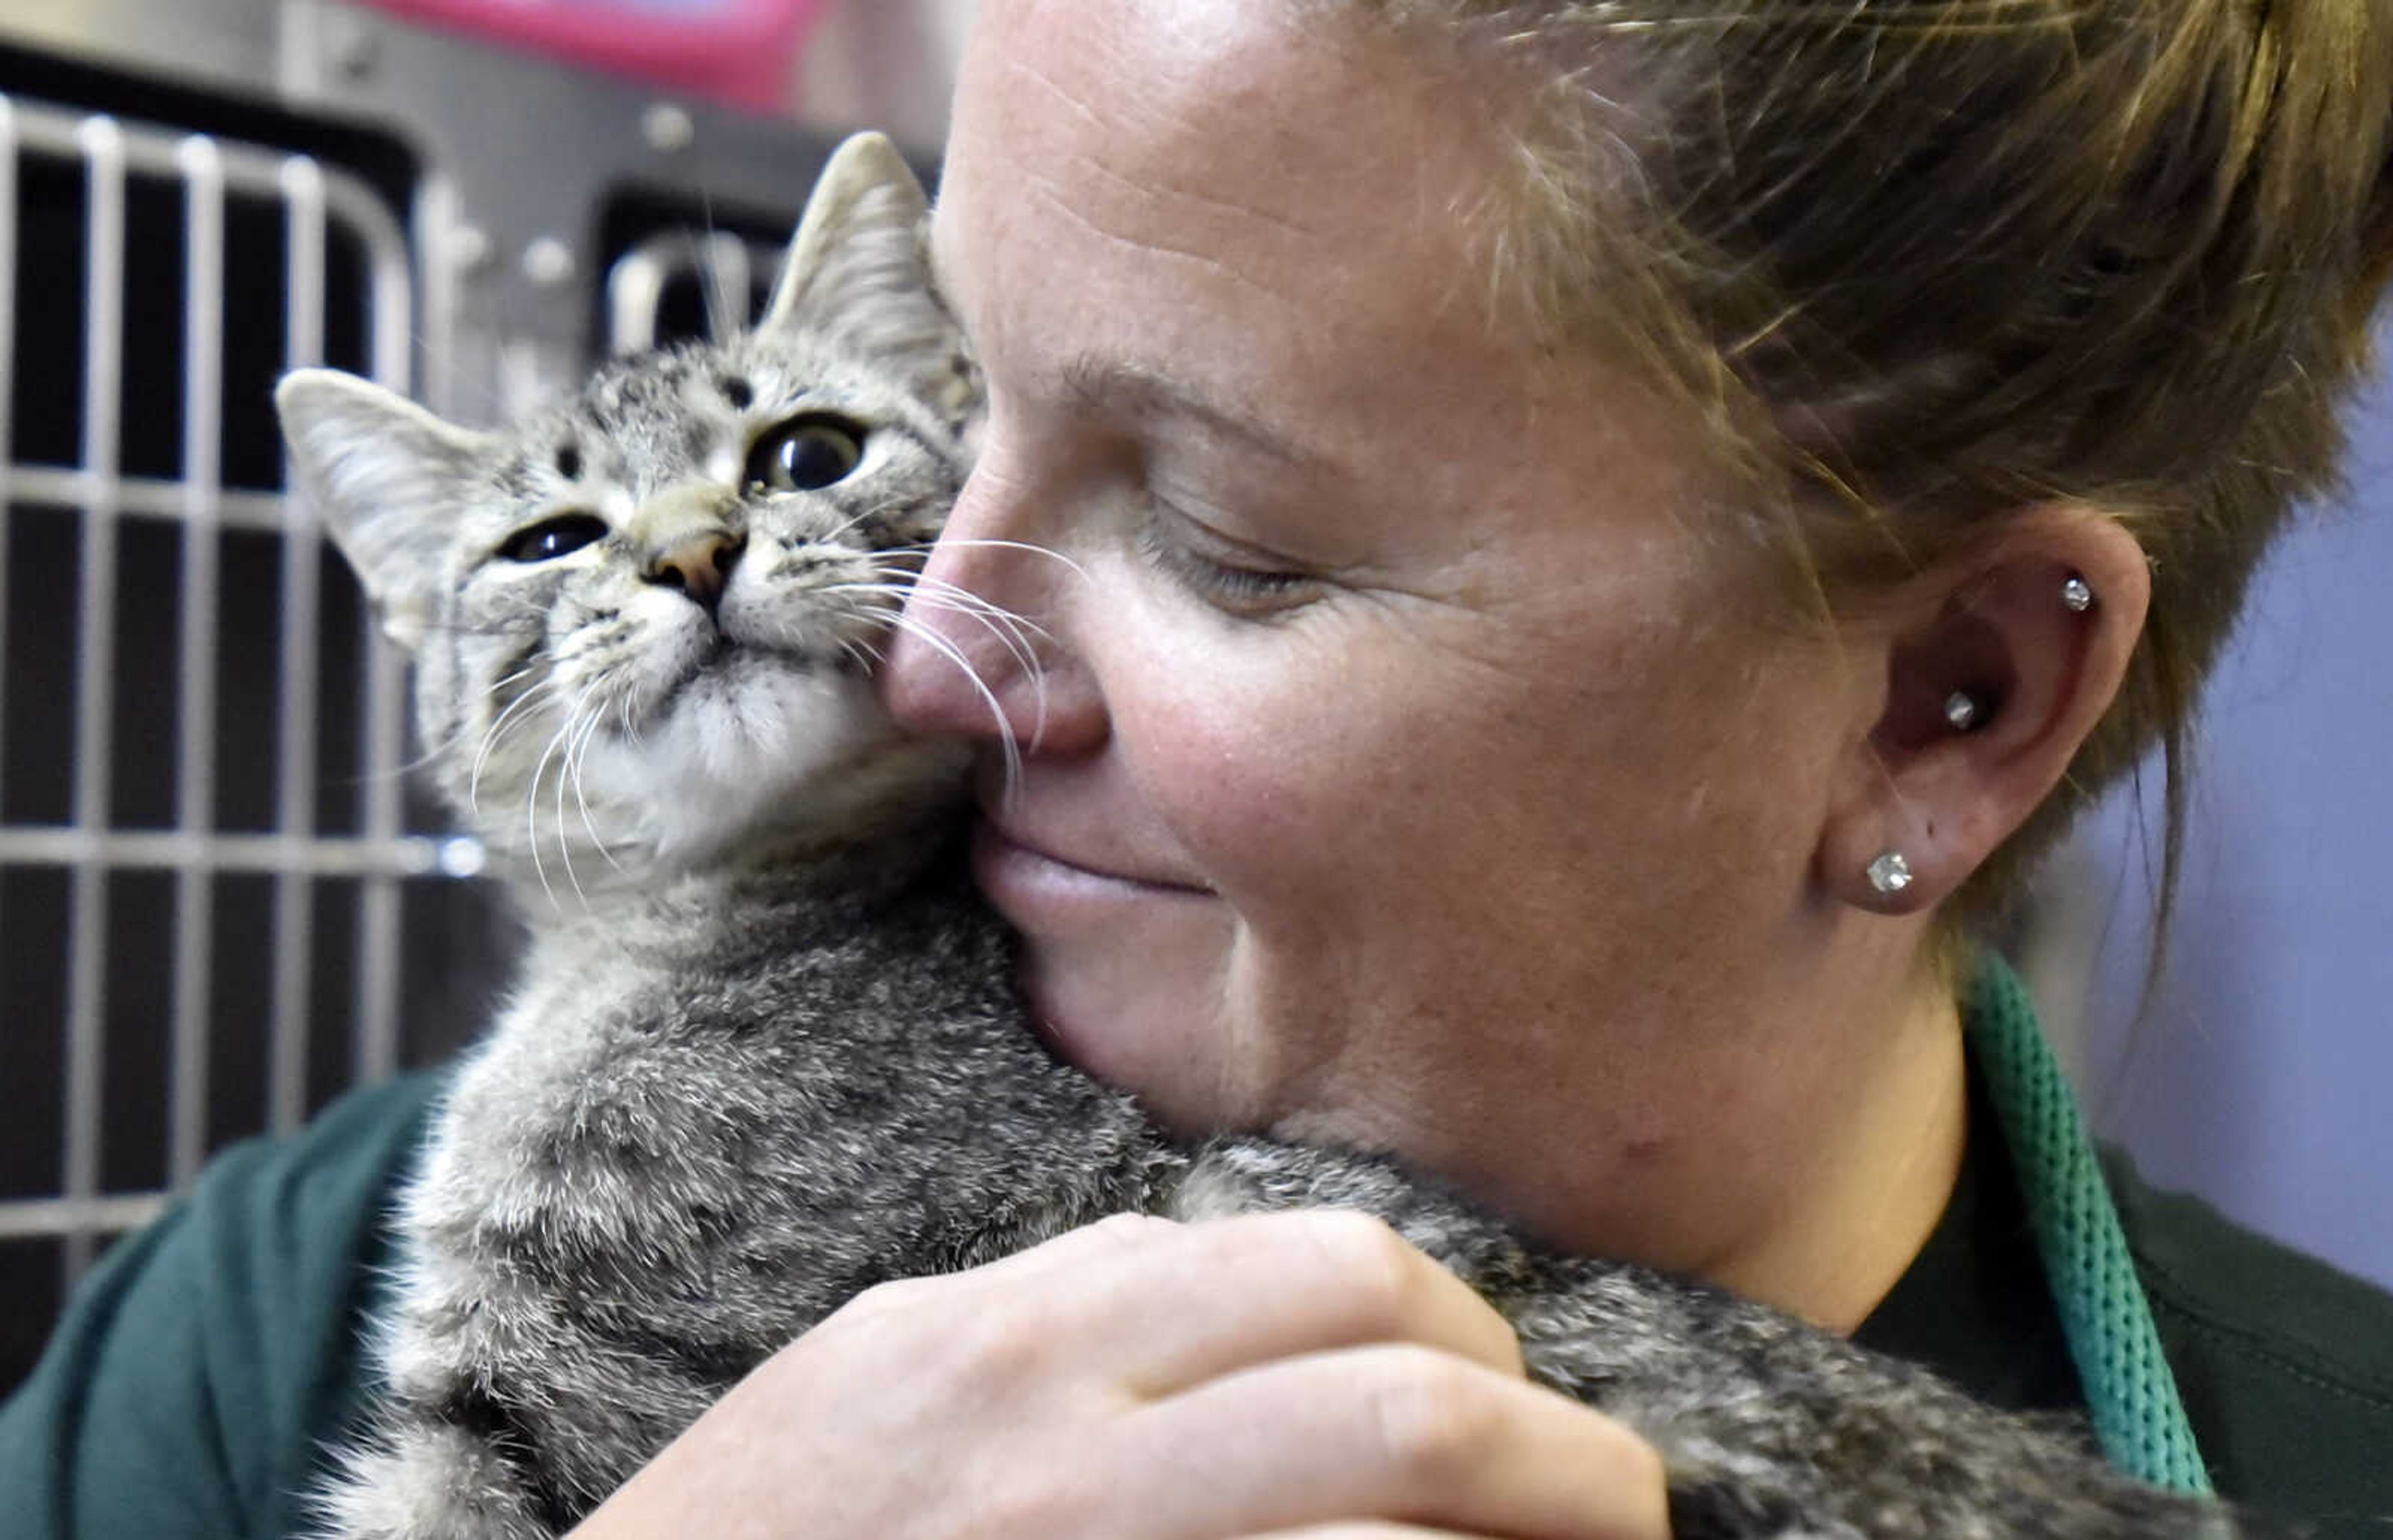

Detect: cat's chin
571,655,957,872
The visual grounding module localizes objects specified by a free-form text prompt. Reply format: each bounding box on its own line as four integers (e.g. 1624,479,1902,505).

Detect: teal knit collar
1966,953,2212,1495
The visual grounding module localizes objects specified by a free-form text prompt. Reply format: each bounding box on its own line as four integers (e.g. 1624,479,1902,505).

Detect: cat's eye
498,512,612,563
744,414,867,495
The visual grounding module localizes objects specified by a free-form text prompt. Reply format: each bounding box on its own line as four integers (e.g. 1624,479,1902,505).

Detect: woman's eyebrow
1061,354,1329,472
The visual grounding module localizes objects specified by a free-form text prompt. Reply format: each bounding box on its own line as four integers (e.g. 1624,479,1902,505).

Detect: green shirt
0,1074,443,1540
4,1011,2391,1537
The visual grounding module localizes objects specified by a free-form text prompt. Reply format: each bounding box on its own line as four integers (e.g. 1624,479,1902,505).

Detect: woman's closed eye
1135,496,1322,617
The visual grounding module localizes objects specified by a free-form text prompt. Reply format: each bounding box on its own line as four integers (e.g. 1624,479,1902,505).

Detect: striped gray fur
275,134,2240,1540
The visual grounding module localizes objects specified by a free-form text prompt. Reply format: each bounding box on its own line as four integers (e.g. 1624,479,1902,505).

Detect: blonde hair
1364,0,2393,926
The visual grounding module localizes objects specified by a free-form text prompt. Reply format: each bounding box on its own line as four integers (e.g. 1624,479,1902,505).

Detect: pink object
361,0,834,115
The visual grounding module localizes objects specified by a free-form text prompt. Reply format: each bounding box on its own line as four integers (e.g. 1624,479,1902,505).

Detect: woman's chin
967,820,1257,1132
1008,927,1251,1140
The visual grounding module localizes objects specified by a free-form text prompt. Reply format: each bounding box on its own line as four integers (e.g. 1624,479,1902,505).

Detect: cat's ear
760,132,975,424
275,369,495,652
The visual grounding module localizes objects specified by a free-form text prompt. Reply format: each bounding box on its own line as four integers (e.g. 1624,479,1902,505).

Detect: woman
9,2,2393,1537
596,1,2393,1533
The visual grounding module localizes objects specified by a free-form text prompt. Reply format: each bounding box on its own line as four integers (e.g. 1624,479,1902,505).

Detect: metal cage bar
62,115,127,1285
270,154,327,1138
0,97,17,985
356,237,413,1086
170,134,226,1191
4,470,305,531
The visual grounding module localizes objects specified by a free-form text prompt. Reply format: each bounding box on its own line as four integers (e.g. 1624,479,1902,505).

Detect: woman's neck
1701,972,1970,1334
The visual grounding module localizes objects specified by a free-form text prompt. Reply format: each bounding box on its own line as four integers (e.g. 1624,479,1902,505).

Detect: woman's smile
970,812,1216,916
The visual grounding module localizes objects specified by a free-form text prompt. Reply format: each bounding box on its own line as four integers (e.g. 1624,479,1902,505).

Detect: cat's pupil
779,434,853,489
499,512,611,563
745,415,866,495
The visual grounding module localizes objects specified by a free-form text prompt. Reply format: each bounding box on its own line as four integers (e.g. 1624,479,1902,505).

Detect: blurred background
0,0,2384,1401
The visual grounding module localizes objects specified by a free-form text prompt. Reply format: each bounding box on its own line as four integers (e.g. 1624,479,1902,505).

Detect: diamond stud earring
1866,850,1914,896
1943,690,1982,731
2061,574,2095,612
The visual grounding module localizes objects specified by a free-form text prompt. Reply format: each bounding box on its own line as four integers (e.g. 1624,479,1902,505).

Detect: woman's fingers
854,1208,1524,1400
1093,1344,1670,1540
1235,1531,1567,1540
580,1209,1671,1540
1071,1209,1527,1397
1235,1532,1473,1539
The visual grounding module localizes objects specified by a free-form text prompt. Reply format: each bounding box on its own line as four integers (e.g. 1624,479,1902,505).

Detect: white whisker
470,678,563,818
912,573,1054,647
568,693,628,875
881,584,1051,746
397,662,552,775
552,680,615,908
891,536,1089,583
811,494,911,547
885,608,1023,799
524,694,588,914
823,577,1046,677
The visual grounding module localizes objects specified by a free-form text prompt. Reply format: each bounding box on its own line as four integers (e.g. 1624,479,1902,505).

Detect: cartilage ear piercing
1942,690,1982,731
1866,850,1914,896
2061,574,2095,612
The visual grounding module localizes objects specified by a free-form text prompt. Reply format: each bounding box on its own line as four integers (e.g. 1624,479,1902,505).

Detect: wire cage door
0,0,856,1396
0,88,477,1370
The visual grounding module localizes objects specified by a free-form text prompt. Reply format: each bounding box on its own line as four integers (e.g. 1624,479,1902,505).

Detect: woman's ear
1815,506,2151,914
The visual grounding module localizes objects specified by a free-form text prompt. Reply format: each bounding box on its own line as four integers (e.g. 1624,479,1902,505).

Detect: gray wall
791,0,975,149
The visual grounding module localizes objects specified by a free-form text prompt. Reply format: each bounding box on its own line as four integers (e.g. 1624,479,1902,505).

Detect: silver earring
2061,574,2095,612
1942,690,1982,731
1866,850,1914,896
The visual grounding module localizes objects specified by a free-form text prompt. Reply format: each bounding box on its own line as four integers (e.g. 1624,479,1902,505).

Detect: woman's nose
878,482,1102,758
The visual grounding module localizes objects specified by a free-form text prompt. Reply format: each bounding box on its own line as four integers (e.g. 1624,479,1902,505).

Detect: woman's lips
970,817,1212,923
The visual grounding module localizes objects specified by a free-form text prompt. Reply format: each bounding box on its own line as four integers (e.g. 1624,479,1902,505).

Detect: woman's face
891,0,1891,1263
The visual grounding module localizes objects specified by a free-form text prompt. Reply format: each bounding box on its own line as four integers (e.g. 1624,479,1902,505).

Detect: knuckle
1079,1210,1174,1249
969,1463,1087,1538
966,1428,1153,1540
935,1318,1039,1402
1299,1209,1426,1326
828,1274,944,1351
824,1276,1041,1394
803,1278,939,1376
843,1273,932,1319
1360,1348,1499,1483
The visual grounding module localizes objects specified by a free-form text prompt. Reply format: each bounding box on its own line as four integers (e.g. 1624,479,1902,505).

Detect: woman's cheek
1097,571,1416,872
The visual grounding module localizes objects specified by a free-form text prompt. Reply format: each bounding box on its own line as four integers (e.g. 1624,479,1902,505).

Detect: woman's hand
574,1209,1670,1540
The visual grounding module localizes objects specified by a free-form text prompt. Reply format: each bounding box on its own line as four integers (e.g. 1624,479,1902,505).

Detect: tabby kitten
277,134,2234,1540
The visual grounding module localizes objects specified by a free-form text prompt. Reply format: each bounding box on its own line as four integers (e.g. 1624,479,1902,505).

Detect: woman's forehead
935,3,1531,419
943,1,1486,257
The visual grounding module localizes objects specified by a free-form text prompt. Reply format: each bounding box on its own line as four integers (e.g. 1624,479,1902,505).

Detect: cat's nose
646,531,745,611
